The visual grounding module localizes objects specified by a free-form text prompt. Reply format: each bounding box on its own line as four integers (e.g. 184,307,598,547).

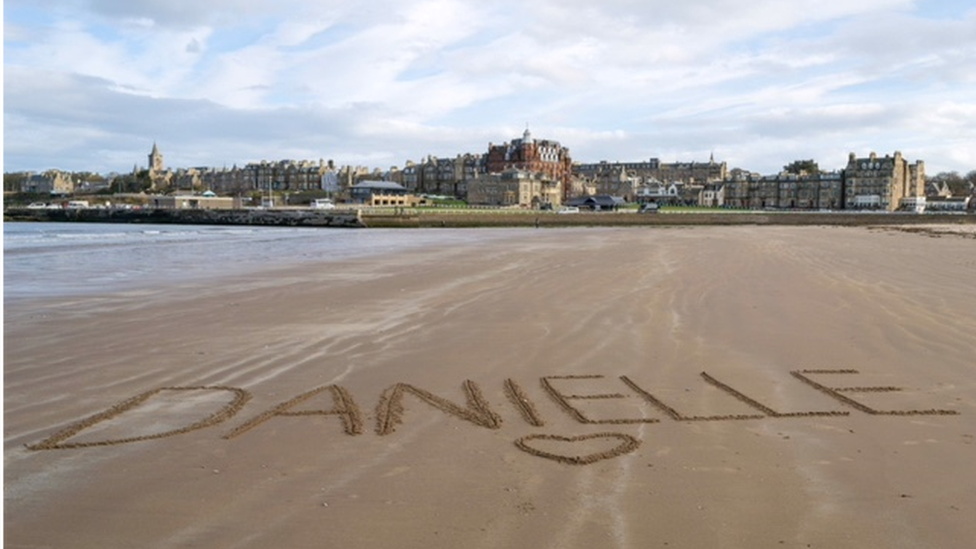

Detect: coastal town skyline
16,137,966,215
4,1,975,176
5,133,966,182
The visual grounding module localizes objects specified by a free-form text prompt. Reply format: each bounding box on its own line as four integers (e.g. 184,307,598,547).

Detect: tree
783,160,819,175
3,172,29,192
111,170,153,193
928,171,970,196
72,171,106,184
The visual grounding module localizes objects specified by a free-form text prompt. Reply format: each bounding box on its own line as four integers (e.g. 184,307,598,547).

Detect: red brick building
485,129,573,199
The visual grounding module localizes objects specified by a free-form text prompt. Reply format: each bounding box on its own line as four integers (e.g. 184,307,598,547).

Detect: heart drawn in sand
514,432,641,465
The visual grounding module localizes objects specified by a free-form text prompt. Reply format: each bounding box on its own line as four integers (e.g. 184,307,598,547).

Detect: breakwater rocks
5,207,974,229
5,207,366,228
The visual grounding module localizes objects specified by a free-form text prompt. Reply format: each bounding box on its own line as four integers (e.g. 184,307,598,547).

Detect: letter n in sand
375,381,502,435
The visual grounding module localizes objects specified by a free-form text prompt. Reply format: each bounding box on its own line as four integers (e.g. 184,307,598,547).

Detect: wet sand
5,226,975,548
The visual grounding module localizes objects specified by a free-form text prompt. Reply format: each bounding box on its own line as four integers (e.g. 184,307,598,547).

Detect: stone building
20,171,74,194
402,154,484,198
723,172,843,210
843,151,925,211
485,129,573,199
718,151,922,211
168,167,203,191
182,158,344,196
575,155,727,191
657,157,727,185
574,165,642,201
700,183,725,207
466,168,562,208
244,159,330,192
199,166,248,195
402,134,566,201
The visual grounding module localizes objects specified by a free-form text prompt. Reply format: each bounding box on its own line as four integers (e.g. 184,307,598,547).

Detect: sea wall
363,211,976,229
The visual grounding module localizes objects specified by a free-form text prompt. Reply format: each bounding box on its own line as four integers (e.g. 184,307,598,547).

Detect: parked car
557,206,580,214
638,203,660,213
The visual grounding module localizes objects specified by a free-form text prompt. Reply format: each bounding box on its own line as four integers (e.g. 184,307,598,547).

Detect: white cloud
3,0,974,176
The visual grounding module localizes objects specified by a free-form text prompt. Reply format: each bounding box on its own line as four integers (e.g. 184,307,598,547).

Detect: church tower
148,142,164,175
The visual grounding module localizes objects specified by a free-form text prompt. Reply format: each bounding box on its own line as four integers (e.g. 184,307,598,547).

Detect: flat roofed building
349,180,409,203
148,194,236,210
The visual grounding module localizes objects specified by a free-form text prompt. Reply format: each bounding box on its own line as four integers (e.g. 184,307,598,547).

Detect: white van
310,198,336,210
66,200,90,209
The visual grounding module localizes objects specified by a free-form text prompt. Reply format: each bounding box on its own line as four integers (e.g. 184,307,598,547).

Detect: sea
3,222,507,301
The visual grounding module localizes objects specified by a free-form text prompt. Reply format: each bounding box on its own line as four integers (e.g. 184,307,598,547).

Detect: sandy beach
5,225,975,548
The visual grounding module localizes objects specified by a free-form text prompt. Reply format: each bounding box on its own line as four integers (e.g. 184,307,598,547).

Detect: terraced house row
720,152,925,211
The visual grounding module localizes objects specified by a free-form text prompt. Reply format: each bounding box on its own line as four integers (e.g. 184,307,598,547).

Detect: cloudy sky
4,0,975,176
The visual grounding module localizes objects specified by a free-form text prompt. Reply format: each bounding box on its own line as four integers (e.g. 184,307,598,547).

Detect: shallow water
2,222,505,300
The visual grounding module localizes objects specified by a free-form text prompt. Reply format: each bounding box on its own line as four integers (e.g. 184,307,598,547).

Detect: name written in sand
27,370,959,465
